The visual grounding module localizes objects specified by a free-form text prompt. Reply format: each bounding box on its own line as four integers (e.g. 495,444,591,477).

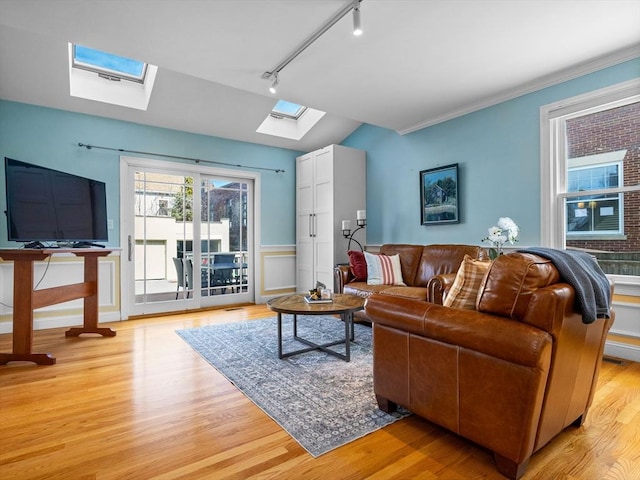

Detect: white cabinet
296,144,366,293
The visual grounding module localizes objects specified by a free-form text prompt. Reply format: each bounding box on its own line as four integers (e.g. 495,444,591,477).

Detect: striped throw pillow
443,255,492,310
364,252,406,286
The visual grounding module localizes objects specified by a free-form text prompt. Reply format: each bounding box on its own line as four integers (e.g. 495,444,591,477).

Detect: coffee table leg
344,312,351,362
350,314,355,341
277,310,357,362
277,312,283,359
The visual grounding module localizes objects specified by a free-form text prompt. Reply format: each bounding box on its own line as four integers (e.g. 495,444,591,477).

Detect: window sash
565,194,622,235
271,100,307,120
568,163,620,192
72,44,148,83
539,79,640,249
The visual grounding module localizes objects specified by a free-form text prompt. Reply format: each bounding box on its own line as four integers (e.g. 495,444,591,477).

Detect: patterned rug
176,315,409,457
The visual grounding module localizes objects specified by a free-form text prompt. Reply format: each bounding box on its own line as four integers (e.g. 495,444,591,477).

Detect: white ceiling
1,0,639,152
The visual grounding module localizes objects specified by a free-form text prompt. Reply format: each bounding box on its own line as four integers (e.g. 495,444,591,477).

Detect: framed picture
420,163,459,225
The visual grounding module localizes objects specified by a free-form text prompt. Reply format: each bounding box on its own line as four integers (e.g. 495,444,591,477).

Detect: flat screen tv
4,157,108,247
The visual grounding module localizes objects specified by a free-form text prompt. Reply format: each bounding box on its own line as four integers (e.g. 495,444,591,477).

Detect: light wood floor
1,305,639,480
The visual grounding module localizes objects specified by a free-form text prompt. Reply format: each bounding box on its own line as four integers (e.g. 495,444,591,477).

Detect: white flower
488,233,507,244
497,217,519,243
482,217,519,259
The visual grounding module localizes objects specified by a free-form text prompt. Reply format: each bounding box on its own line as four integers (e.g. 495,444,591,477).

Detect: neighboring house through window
566,151,625,238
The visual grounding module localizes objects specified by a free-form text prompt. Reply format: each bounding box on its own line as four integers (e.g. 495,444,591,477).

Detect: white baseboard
604,340,640,362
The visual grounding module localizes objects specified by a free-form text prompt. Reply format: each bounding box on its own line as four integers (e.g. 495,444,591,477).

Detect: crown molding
397,44,640,136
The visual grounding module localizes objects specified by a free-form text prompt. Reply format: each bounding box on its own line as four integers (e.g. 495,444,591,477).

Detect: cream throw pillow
364,252,406,286
443,255,492,310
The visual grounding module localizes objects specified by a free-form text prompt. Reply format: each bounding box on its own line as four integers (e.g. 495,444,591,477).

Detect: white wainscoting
609,301,640,339
257,245,296,304
605,275,640,362
0,253,121,333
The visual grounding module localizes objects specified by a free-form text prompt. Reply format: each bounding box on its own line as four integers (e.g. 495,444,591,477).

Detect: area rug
176,315,409,457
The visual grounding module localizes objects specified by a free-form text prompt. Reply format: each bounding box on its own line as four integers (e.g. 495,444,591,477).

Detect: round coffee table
267,294,365,362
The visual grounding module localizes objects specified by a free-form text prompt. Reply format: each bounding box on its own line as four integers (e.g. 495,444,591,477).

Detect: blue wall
0,101,300,248
1,59,638,250
343,59,640,247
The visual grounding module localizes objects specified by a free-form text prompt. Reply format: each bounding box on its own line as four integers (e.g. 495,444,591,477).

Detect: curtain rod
77,143,285,173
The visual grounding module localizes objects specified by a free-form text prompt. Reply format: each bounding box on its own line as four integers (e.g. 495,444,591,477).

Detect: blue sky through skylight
74,45,145,78
272,100,306,118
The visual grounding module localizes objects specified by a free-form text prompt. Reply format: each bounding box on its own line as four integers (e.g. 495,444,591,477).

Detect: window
257,101,326,140
72,44,147,83
271,100,307,120
566,155,624,236
68,43,158,110
540,78,640,277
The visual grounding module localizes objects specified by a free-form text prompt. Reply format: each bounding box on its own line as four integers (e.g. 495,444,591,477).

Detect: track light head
352,1,362,36
269,73,279,94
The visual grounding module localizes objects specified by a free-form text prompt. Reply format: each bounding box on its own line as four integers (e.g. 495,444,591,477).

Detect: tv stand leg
0,353,56,365
65,327,116,337
1,257,57,365
64,253,117,338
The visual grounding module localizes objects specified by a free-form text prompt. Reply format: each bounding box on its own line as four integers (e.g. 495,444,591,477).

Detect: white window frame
540,78,640,250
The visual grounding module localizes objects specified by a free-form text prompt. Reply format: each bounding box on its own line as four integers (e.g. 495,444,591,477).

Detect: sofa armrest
427,273,457,304
334,264,353,294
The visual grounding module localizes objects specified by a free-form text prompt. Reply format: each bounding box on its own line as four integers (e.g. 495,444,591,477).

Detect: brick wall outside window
566,102,640,254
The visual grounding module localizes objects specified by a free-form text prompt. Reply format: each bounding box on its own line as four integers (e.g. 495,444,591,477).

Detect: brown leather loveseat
334,244,489,321
365,252,614,479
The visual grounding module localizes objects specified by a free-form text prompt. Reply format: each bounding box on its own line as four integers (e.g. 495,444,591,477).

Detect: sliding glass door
122,158,254,317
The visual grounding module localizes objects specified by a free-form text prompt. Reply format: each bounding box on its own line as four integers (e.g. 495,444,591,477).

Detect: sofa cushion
379,244,425,286
380,286,428,300
348,250,367,281
344,282,390,298
415,244,490,287
344,282,427,301
477,252,560,321
365,252,406,286
443,255,492,310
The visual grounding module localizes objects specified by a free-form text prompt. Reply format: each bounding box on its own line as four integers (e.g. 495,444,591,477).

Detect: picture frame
420,163,459,225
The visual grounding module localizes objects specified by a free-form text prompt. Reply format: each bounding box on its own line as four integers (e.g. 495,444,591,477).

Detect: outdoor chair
173,257,194,299
210,254,237,294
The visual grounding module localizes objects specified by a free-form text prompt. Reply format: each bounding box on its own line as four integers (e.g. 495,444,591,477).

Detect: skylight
257,101,325,141
271,100,307,120
72,44,147,83
68,43,158,111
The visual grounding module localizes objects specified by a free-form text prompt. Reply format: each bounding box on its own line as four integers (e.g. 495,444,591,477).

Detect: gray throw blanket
518,247,611,324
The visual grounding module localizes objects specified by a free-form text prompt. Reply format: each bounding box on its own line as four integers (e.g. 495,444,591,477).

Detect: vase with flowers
482,217,519,260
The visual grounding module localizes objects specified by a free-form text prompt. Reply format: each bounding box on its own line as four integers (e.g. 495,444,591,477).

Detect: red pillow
348,250,367,281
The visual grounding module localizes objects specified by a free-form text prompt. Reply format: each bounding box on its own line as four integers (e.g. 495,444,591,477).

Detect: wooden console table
0,248,116,365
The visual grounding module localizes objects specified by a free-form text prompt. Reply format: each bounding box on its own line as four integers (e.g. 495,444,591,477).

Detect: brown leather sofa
334,244,490,321
364,252,614,480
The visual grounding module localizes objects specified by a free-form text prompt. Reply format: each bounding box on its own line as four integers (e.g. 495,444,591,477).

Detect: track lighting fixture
352,0,362,36
262,0,364,92
269,73,279,94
